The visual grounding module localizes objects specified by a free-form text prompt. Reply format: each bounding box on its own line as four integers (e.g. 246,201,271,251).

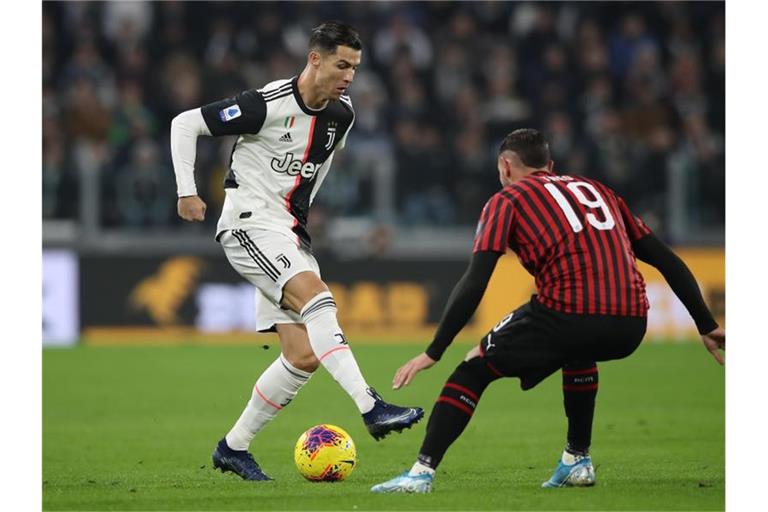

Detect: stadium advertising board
81,250,723,345
43,250,79,346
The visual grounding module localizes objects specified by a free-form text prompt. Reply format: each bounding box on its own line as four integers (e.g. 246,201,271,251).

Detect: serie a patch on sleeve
219,104,242,122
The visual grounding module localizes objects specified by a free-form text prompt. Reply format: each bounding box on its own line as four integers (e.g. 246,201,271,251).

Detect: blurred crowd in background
43,1,724,244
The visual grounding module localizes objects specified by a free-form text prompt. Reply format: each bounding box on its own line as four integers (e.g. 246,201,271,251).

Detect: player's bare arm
393,251,501,389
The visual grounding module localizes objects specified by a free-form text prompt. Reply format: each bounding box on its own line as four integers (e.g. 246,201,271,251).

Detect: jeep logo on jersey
270,153,319,179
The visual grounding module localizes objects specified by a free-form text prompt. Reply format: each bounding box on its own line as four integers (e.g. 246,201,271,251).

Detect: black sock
417,357,501,469
562,361,598,455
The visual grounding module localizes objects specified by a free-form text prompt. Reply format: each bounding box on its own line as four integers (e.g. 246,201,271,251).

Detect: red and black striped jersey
473,171,651,316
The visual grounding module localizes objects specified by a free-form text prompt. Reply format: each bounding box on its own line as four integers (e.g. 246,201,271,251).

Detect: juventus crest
325,121,337,150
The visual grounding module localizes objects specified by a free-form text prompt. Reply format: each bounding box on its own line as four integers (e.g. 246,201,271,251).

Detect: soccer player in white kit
170,21,423,481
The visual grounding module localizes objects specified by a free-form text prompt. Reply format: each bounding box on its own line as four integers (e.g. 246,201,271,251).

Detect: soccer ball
294,424,357,482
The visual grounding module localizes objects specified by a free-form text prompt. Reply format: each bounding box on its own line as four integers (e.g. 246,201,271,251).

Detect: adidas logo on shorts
279,132,293,143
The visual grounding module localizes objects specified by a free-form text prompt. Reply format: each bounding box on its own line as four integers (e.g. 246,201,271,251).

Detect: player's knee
283,272,330,313
464,345,482,361
285,351,320,373
453,357,500,389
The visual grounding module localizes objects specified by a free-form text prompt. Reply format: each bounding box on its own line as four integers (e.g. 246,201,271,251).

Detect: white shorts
218,228,321,332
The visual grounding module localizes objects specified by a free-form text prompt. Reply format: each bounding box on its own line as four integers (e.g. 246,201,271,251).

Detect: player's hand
177,195,207,222
701,326,725,365
392,352,436,390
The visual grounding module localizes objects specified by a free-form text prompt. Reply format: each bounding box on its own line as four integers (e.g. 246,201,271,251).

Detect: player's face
317,46,361,99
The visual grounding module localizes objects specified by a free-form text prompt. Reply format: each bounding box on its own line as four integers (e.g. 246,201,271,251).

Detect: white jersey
200,76,355,249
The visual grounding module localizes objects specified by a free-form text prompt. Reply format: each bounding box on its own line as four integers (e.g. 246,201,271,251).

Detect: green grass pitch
43,341,724,511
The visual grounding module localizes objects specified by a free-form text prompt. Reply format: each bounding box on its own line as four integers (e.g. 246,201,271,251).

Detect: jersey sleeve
200,88,266,136
336,96,355,150
472,193,514,253
617,196,652,241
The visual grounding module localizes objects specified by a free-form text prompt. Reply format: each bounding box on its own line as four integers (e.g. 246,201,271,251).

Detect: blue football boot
362,388,424,441
212,438,272,481
371,471,434,493
541,452,595,488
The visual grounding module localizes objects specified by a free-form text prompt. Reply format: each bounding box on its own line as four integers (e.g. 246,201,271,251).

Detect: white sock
408,461,435,477
225,354,312,450
300,291,376,413
562,450,580,465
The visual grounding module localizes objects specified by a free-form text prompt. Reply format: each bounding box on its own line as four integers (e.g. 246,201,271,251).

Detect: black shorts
478,296,647,390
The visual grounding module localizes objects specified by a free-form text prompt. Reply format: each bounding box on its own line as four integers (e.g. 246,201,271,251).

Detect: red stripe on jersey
284,117,317,244
604,195,629,315
474,194,514,253
479,195,499,250
520,181,576,307
479,176,649,317
301,116,317,163
485,195,503,250
492,200,511,250
596,229,615,315
606,193,634,315
518,183,570,310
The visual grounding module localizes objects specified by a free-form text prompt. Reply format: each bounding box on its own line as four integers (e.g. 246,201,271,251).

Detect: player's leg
372,303,550,493
280,271,374,413
541,360,598,488
542,313,646,488
562,361,598,456
223,324,318,452
370,355,501,493
281,268,424,439
213,320,318,481
212,230,319,480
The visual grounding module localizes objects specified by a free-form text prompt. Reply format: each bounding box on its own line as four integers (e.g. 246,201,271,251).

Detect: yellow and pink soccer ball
294,424,357,482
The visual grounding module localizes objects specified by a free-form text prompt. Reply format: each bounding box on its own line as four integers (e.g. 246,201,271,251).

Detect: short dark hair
309,21,362,54
498,129,551,168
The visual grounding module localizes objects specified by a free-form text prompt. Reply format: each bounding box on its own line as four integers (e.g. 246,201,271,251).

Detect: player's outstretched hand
177,195,207,222
701,326,725,365
393,352,436,390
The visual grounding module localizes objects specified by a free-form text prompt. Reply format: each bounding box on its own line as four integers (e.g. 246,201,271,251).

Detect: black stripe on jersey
338,96,354,115
515,189,562,299
558,183,602,314
223,136,241,189
513,183,568,307
586,181,614,314
525,182,575,310
594,181,629,314
261,83,292,99
498,199,514,250
232,230,280,281
250,241,282,280
592,181,626,314
604,219,623,314
264,91,293,103
232,230,279,281
485,196,502,250
500,190,538,273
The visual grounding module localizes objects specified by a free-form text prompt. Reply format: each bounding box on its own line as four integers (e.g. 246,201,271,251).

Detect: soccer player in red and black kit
371,128,725,493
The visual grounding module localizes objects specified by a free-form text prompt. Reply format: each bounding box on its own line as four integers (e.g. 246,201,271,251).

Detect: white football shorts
218,228,321,331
